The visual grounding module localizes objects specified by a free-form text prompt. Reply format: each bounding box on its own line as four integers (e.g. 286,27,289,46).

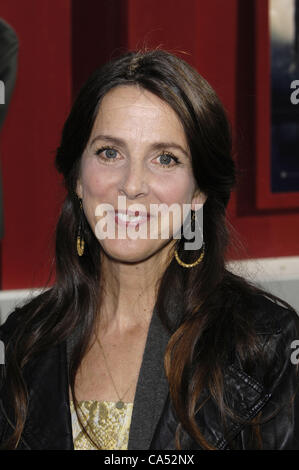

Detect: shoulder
229,291,299,391
233,289,299,358
0,307,25,343
222,271,299,336
245,293,299,336
216,273,299,381
0,289,52,344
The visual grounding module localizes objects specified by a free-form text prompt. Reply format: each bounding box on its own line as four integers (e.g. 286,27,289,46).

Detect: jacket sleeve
239,308,299,450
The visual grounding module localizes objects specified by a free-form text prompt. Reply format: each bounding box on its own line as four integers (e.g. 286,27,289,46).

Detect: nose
119,159,149,200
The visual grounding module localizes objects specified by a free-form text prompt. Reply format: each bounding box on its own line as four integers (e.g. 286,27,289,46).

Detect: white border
227,256,299,282
0,256,298,302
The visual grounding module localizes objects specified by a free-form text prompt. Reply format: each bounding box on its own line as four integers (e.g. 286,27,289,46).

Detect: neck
98,242,175,334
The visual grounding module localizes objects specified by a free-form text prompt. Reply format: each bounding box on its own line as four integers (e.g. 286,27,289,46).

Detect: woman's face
76,85,206,263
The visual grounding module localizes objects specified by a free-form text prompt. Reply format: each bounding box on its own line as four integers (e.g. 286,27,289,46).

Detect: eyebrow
89,134,190,158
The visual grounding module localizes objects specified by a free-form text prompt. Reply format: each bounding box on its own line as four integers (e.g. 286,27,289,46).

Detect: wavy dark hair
0,49,292,450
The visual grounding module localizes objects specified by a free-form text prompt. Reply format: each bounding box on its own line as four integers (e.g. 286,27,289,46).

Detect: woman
0,49,298,450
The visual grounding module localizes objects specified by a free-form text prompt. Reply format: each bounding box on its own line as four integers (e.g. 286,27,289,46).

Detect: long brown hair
0,49,291,449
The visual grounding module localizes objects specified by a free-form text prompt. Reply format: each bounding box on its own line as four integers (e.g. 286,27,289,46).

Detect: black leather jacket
0,293,299,450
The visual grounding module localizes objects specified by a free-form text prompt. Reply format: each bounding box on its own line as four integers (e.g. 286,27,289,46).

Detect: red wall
0,0,71,289
0,0,298,290
125,0,299,260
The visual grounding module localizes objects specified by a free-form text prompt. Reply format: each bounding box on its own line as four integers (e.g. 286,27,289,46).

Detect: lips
116,210,150,218
114,210,151,226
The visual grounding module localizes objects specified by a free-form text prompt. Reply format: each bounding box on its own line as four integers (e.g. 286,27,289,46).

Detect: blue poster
270,0,299,193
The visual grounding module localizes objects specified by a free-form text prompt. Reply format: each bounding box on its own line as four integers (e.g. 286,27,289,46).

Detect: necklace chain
96,337,136,409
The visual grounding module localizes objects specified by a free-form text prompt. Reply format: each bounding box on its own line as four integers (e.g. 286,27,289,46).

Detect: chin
99,239,160,264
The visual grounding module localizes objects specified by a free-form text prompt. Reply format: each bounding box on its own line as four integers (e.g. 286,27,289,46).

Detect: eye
156,152,181,167
95,146,119,162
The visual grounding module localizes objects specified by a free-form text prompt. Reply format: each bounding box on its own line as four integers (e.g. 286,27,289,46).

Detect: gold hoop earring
174,210,204,268
174,245,205,268
77,198,85,256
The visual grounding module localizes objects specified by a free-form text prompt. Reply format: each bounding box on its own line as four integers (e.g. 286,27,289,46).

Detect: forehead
90,85,188,145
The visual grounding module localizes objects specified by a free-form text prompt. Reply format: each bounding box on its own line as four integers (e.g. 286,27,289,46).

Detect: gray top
127,305,172,450
128,288,184,449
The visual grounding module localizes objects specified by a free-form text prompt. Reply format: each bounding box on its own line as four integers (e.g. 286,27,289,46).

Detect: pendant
116,400,124,409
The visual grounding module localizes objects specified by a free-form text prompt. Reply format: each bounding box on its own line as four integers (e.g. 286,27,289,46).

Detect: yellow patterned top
69,400,133,450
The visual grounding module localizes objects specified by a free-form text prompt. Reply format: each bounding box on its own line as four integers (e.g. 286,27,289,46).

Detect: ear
191,188,207,211
76,178,83,199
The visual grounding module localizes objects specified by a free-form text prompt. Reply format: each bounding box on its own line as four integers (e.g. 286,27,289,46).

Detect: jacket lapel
150,361,270,450
194,364,271,450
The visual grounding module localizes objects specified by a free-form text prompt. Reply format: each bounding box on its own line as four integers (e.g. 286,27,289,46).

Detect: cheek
80,163,118,233
80,162,118,199
153,171,195,204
